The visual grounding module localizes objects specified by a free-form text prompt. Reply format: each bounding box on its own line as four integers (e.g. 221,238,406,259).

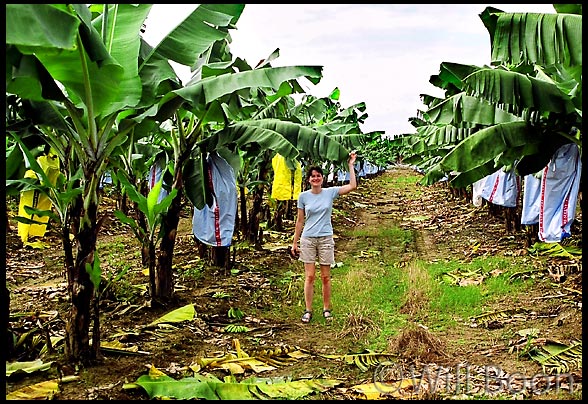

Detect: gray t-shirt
298,187,341,237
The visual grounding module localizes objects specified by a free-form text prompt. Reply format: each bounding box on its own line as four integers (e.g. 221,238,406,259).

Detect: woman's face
308,170,323,186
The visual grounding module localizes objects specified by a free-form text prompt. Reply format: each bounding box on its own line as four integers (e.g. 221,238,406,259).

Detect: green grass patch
375,173,425,197
343,226,412,253
424,256,536,328
330,224,413,349
97,235,144,303
325,221,537,351
379,173,422,187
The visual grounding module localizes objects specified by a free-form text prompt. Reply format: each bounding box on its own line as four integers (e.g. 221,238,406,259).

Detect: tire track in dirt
348,169,441,264
412,228,438,262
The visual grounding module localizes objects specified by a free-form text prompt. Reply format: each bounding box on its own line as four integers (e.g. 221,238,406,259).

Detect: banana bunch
341,351,396,372
224,324,249,333
227,307,244,320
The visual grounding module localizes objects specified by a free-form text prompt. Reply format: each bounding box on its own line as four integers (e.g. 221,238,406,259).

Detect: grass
328,226,413,349
277,171,542,358
274,181,539,354
313,172,541,354
379,174,421,187
337,244,537,347
377,173,425,197
424,256,535,326
97,235,145,303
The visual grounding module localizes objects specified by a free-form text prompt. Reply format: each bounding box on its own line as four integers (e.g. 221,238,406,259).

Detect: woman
291,152,357,323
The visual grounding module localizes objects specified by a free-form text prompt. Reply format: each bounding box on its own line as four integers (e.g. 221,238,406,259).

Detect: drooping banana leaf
175,65,323,106
553,4,582,15
184,118,350,209
428,61,483,96
218,119,349,163
434,121,570,188
143,4,244,68
463,69,577,114
480,8,582,67
328,133,368,152
426,92,523,126
7,5,126,115
137,65,323,124
536,64,582,109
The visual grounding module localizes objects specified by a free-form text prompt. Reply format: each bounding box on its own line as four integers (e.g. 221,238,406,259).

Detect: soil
5,166,583,400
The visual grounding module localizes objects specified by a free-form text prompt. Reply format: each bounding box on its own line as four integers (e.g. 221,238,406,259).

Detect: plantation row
6,4,581,369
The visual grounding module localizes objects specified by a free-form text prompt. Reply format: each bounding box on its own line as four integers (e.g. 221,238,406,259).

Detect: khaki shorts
299,236,335,265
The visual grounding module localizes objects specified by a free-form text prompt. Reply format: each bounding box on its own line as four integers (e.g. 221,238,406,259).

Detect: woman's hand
290,244,300,259
348,151,357,166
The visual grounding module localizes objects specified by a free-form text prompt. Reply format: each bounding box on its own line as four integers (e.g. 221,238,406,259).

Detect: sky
142,4,557,138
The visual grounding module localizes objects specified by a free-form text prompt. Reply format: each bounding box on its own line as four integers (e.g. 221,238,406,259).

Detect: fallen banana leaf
6,359,53,378
192,353,277,374
39,336,65,356
321,350,397,372
6,375,79,400
528,242,582,258
248,377,342,399
100,340,150,355
350,378,424,399
125,366,341,400
527,339,582,375
191,339,309,374
471,308,527,327
147,303,196,327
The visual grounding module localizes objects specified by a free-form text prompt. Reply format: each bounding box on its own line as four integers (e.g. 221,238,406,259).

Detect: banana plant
403,62,494,176
114,173,177,299
6,3,247,363
131,53,332,286
172,51,360,251
423,5,582,188
414,87,535,185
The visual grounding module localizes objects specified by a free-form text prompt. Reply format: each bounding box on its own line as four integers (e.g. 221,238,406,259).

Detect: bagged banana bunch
17,150,61,248
271,154,302,201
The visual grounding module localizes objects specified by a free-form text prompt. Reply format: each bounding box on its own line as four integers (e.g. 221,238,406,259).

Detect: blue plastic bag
192,152,237,247
538,143,582,242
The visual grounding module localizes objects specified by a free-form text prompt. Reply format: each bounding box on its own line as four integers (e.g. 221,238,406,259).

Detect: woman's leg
319,264,332,311
304,262,316,312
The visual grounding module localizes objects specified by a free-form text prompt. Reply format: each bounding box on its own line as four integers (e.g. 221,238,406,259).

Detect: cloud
143,4,557,136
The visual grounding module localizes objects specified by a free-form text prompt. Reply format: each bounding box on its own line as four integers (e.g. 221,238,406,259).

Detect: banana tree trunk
238,184,248,238
64,205,98,363
154,170,184,303
247,162,270,249
211,246,230,269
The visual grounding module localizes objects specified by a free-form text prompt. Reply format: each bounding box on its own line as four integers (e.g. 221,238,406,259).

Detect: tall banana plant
132,39,353,280
402,62,489,174
174,51,361,250
5,3,247,364
423,5,582,188
188,97,354,250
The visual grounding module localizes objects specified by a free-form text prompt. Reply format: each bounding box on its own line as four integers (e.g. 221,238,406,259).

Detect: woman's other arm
338,151,357,196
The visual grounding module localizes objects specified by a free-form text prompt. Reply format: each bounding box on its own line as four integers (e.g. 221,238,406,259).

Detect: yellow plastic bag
271,154,302,201
18,152,61,245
